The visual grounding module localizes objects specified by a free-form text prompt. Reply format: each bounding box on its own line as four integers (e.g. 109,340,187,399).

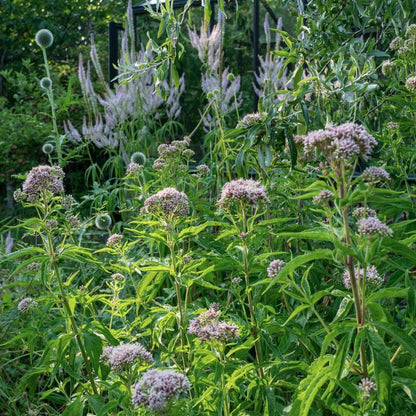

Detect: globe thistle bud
95,214,112,230
40,77,52,89
42,143,54,155
131,151,147,165
35,29,54,49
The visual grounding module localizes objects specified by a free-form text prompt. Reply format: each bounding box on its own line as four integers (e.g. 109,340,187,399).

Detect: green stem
47,234,98,394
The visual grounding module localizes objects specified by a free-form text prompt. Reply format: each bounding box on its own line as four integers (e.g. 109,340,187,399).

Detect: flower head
40,77,52,89
389,36,404,50
188,303,239,343
144,188,189,220
217,179,269,209
361,166,390,183
42,143,54,155
267,259,285,279
95,214,112,230
312,190,334,205
302,123,377,163
381,60,395,76
18,165,64,202
406,24,416,40
131,369,191,412
131,151,147,165
106,234,123,247
237,112,266,127
356,217,392,237
352,206,377,218
358,378,377,398
17,297,38,313
100,343,153,370
35,29,54,48
342,265,382,289
196,164,210,176
126,162,143,175
405,77,416,92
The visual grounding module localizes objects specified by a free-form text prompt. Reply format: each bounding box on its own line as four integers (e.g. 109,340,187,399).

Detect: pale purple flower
67,215,81,229
238,112,266,127
45,219,58,229
361,167,390,183
302,123,377,162
144,188,189,219
5,230,14,254
18,165,65,202
27,262,40,272
217,179,269,209
131,369,191,412
126,162,143,175
358,378,377,398
387,121,398,130
17,297,38,313
152,159,166,171
100,342,153,370
312,190,334,205
111,273,125,280
196,164,210,176
342,265,382,289
390,36,404,50
267,259,285,279
405,77,416,92
106,234,123,247
356,217,393,237
352,207,377,218
231,276,242,284
381,60,395,76
188,303,239,343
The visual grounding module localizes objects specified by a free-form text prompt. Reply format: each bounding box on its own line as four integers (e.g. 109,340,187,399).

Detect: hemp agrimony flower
131,369,191,412
352,207,377,218
312,190,334,205
106,234,123,247
358,378,377,398
267,259,285,279
15,165,64,202
356,217,393,237
361,166,390,183
100,342,153,370
342,265,382,289
144,188,189,220
217,178,269,209
188,303,239,343
17,297,39,313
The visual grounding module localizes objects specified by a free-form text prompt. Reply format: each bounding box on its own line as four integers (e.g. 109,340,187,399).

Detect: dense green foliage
1,0,416,415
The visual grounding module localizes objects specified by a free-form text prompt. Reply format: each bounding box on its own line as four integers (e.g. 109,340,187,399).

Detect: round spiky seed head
131,151,147,165
35,29,54,48
95,214,112,230
42,143,54,155
40,77,52,89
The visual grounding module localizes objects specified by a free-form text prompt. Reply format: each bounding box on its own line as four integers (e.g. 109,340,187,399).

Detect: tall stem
168,233,187,371
339,171,367,376
47,234,98,394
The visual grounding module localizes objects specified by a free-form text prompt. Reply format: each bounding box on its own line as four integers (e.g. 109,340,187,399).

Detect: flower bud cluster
361,166,390,183
356,217,393,237
106,234,123,247
144,188,189,220
267,259,285,279
301,123,377,163
131,369,191,412
312,190,334,205
152,137,193,172
217,178,269,209
100,342,153,370
237,112,267,127
188,303,239,343
342,265,382,289
352,206,377,218
17,297,39,313
358,378,377,398
15,165,65,203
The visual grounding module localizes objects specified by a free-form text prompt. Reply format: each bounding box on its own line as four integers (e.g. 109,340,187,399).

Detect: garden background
2,0,416,415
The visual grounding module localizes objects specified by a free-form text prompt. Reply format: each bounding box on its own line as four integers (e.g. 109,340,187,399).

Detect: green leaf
367,328,392,405
371,321,416,359
262,249,333,294
83,332,103,374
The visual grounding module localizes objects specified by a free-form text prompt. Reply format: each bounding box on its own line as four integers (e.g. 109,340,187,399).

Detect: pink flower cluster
356,217,392,237
217,178,269,209
342,265,382,289
100,342,153,370
361,166,390,183
352,207,377,218
131,369,191,412
267,259,285,279
144,188,189,219
188,303,239,343
106,234,123,247
312,190,334,205
358,378,377,398
302,123,377,162
15,165,65,202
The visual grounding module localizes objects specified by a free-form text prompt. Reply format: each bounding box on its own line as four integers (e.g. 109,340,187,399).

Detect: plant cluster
1,1,416,416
